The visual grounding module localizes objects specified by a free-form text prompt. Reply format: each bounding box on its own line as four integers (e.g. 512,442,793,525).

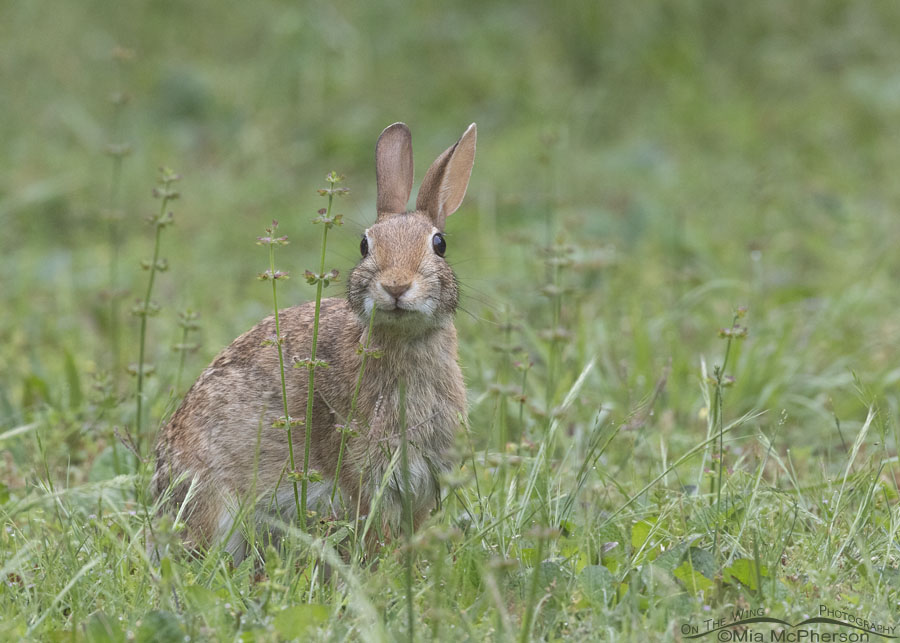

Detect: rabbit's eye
360,236,369,257
432,233,446,257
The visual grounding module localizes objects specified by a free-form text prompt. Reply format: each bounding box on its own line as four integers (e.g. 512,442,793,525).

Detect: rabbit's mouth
383,294,438,317
371,280,437,315
358,286,443,331
381,303,426,317
369,298,442,329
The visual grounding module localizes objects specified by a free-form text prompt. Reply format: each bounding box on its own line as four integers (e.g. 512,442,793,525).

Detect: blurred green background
3,0,900,489
5,0,900,638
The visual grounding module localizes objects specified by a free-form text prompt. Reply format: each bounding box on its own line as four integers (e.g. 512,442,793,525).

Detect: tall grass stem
399,379,414,643
267,229,302,524
299,172,346,529
135,171,177,456
330,306,377,506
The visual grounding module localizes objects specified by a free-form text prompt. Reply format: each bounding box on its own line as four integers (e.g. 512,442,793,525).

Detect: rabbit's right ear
375,122,414,217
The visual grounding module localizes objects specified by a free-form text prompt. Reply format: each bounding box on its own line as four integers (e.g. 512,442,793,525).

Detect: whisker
456,281,503,310
457,304,501,326
459,294,501,315
447,256,482,267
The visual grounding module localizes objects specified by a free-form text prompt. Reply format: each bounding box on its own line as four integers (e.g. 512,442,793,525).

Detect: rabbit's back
152,298,361,540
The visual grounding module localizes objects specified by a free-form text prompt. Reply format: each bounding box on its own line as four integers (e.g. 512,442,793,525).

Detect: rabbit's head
348,123,476,334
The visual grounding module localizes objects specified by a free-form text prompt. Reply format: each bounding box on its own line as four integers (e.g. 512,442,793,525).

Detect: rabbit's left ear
376,122,414,217
416,123,476,229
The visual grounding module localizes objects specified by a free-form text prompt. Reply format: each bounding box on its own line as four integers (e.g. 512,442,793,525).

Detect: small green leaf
159,557,174,583
560,538,580,561
22,375,51,408
63,349,82,409
596,522,625,569
631,519,654,551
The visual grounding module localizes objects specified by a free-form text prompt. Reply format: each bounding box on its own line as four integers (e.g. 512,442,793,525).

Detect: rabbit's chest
362,375,461,444
353,375,463,516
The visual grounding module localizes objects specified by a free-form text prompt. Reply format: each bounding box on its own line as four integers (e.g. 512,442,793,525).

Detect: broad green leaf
595,522,625,549
514,560,569,603
83,611,125,643
535,560,567,592
724,559,768,591
652,543,689,572
579,564,616,605
673,560,713,594
183,584,219,612
684,547,716,579
272,604,329,639
88,446,132,482
135,610,182,643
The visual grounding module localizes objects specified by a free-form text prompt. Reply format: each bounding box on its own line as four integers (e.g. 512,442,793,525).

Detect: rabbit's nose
382,282,411,299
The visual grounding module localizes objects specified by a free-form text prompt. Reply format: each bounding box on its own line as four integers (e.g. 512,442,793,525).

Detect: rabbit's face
347,212,458,330
347,121,475,333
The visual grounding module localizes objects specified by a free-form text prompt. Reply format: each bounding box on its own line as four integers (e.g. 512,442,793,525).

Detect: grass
258,218,303,527
3,0,900,640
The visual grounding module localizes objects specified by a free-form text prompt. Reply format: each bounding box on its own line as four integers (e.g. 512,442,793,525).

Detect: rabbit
151,122,476,561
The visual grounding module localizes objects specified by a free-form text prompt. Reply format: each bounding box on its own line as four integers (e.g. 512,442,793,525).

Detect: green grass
3,0,900,640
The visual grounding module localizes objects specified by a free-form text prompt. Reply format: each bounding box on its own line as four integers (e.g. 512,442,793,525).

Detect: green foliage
3,0,900,641
272,605,330,640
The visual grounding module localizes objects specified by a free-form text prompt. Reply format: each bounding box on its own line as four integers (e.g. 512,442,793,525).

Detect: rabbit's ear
416,123,476,229
376,122,414,217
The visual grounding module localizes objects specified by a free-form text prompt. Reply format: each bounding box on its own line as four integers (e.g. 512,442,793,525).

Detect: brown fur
151,123,477,560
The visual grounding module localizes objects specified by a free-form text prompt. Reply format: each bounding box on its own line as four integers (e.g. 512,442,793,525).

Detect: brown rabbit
151,122,476,561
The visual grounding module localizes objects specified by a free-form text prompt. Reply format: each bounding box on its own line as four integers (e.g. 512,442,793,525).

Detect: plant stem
330,306,377,506
399,379,414,643
540,247,563,523
174,324,189,394
300,186,334,529
135,201,166,457
545,251,561,421
108,154,123,477
431,545,444,640
520,533,545,643
108,152,123,375
498,309,511,490
514,363,530,502
712,313,738,560
270,242,302,523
